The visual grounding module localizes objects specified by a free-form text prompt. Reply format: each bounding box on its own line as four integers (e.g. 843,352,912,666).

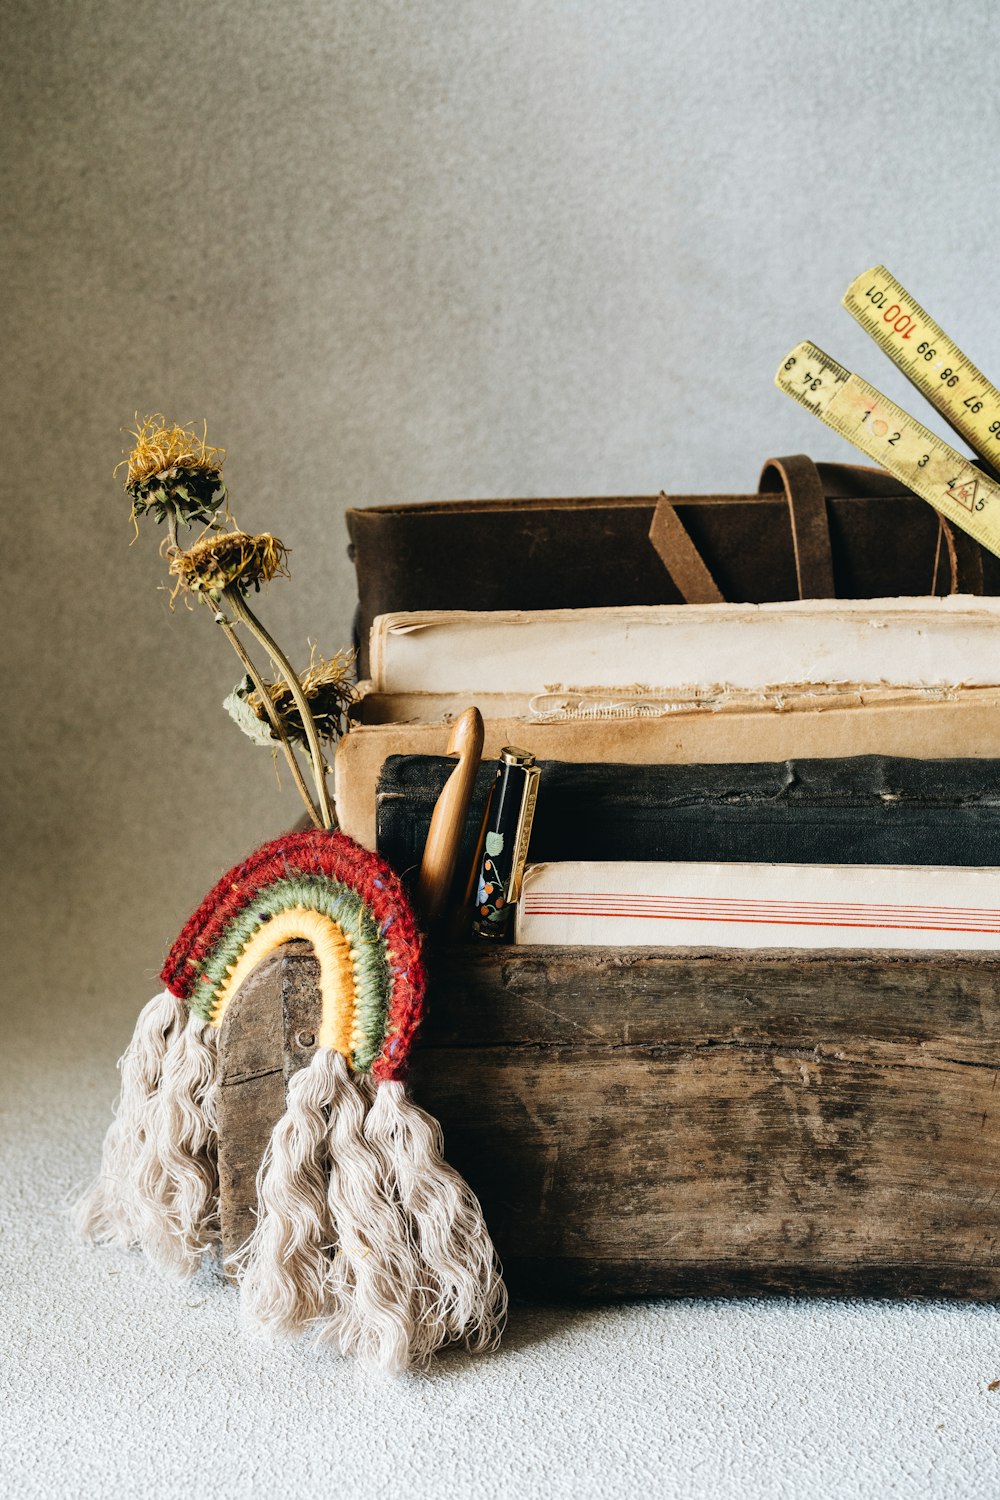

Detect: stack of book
334,470,1000,1302
335,594,1000,953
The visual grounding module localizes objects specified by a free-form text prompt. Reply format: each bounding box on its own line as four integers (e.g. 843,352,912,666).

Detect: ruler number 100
866,287,916,340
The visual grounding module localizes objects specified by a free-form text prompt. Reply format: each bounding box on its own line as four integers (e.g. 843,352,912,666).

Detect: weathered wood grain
216,952,284,1270
218,941,1000,1298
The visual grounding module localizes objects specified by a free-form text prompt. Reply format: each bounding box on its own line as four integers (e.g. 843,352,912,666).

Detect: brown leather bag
347,456,996,673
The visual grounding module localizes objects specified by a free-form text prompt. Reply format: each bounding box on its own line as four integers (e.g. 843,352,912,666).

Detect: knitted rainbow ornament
75,830,506,1372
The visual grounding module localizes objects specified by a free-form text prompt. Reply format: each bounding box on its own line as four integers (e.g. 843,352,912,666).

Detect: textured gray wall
6,0,1000,1000
5,0,1000,998
7,0,1000,1003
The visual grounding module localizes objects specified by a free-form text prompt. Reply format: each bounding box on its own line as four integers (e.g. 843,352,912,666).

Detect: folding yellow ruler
776,266,1000,558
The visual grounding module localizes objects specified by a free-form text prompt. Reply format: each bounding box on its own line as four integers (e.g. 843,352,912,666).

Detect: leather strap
938,517,985,595
648,495,725,604
758,455,836,600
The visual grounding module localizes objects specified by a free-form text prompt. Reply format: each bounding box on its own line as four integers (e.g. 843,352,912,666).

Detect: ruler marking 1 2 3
776,341,1000,559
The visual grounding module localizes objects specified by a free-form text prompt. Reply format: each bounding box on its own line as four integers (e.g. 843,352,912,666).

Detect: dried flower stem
212,606,323,829
224,586,335,829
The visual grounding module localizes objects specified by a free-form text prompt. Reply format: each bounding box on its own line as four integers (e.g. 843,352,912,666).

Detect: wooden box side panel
217,943,1000,1298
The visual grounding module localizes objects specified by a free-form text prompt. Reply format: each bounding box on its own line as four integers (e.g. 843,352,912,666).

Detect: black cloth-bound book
375,755,1000,883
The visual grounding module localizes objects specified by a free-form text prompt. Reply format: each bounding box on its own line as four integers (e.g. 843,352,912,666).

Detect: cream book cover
515,861,1000,951
368,597,1000,698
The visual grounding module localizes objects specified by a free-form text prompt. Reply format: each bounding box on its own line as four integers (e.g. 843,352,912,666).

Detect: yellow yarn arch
210,905,356,1055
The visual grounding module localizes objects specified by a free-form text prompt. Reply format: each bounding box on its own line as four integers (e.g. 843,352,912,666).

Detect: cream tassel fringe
236,1047,507,1373
79,999,506,1371
315,1050,434,1374
134,1012,219,1277
73,989,186,1249
364,1081,507,1355
234,1049,338,1336
74,997,220,1278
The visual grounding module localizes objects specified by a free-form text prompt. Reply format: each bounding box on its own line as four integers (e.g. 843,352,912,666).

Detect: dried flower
170,530,290,598
225,650,357,747
119,408,338,828
118,415,227,528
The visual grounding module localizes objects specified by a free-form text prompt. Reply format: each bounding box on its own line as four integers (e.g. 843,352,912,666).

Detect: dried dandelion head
170,530,290,598
225,649,358,747
118,415,227,528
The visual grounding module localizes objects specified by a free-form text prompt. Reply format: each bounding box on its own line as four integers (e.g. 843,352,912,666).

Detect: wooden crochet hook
415,706,484,926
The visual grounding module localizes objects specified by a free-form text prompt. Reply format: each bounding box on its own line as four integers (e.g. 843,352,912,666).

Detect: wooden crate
217,941,1000,1299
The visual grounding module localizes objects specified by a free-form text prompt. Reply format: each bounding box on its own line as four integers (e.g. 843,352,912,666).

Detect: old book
515,860,1000,950
367,597,1000,698
375,754,1000,881
336,693,1000,849
335,597,1000,848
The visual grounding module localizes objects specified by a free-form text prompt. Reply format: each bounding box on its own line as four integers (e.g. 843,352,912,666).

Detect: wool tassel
132,1010,220,1278
73,989,188,1250
74,999,220,1278
364,1081,507,1354
314,1049,435,1374
235,1049,339,1337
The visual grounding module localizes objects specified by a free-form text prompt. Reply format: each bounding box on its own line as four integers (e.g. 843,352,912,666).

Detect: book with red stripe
515,861,1000,950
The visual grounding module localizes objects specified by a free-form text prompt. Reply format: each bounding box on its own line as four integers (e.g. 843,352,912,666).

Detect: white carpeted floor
4,921,1000,1500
